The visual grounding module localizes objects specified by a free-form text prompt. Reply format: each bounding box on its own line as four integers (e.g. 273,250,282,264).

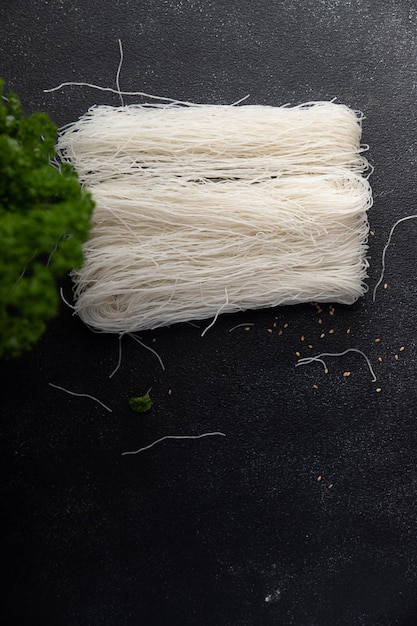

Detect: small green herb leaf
128,388,153,413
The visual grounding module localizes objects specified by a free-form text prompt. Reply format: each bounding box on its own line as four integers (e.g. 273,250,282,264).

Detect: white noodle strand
296,348,377,382
115,39,124,107
372,215,417,302
59,286,76,311
56,101,372,333
122,432,226,456
128,333,165,371
48,382,113,412
109,332,124,378
228,323,254,332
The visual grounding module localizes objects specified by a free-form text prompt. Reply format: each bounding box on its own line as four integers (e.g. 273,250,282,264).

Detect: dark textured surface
2,1,417,624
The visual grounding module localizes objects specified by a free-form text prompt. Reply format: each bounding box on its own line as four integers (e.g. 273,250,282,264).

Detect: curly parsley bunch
0,79,94,358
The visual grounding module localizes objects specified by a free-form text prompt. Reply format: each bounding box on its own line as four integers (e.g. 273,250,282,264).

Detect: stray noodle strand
296,348,376,382
122,432,226,456
48,382,112,412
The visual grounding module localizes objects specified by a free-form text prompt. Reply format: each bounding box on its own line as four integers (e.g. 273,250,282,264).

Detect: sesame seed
328,329,334,334
267,328,273,333
394,354,399,361
346,328,351,334
278,329,283,336
328,483,334,489
273,322,277,328
312,384,318,389
378,357,383,363
168,389,172,395
400,346,405,352
283,323,289,329
320,333,325,339
301,335,305,341
324,368,329,374
370,230,375,236
343,371,351,377
245,326,251,331
308,344,314,349
318,318,323,324
295,351,301,357
384,283,388,289
376,388,382,393
317,475,322,482
374,338,381,344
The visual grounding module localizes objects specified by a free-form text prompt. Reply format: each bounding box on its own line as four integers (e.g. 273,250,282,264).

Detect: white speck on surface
265,589,281,604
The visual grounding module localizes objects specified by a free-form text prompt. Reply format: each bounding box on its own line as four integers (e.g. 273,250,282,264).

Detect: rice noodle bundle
57,101,372,333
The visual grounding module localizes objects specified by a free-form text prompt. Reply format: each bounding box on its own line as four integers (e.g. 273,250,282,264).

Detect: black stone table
2,2,417,624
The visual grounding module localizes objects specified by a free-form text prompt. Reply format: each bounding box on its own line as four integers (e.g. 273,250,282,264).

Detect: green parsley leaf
128,388,153,413
0,79,95,358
